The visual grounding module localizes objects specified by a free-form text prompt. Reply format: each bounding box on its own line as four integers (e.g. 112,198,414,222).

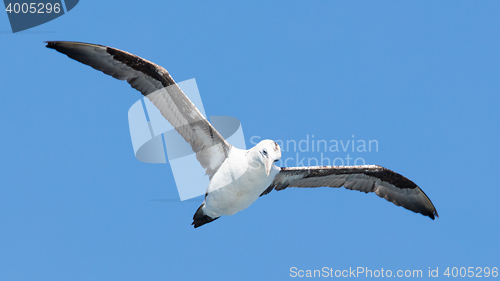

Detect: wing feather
46,41,231,177
264,165,438,219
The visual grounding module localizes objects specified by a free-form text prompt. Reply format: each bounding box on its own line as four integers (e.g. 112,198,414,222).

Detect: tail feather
192,204,219,228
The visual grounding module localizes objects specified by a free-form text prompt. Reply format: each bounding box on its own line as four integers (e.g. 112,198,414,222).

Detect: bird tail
192,204,219,228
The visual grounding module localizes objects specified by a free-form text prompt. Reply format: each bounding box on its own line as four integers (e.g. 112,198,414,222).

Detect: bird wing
261,165,438,219
46,41,231,177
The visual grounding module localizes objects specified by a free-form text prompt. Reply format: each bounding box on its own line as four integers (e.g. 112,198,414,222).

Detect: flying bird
46,41,439,228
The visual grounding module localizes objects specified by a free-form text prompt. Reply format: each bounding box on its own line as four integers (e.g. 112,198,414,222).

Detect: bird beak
264,158,273,176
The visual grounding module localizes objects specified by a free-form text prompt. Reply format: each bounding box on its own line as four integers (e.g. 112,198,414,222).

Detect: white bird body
46,41,439,228
203,146,281,217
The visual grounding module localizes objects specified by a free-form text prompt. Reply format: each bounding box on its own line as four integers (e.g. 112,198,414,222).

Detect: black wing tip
418,207,438,220
45,41,107,50
45,41,57,49
45,41,77,51
430,210,439,220
192,204,219,228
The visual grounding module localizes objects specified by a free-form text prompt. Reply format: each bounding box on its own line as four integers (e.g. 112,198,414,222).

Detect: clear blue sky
1,1,499,280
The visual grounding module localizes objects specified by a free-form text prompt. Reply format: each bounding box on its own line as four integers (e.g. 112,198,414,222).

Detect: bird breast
204,148,279,216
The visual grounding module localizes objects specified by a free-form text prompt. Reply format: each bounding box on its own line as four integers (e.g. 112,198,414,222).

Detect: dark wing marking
46,41,231,177
262,165,438,219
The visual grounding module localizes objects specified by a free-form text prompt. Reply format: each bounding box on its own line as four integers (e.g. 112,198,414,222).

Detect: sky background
1,1,499,280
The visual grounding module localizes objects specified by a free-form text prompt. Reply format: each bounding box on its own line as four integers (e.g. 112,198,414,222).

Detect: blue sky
1,1,499,280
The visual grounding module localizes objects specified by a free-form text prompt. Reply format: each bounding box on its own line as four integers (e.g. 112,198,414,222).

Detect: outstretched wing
262,165,438,219
46,41,231,177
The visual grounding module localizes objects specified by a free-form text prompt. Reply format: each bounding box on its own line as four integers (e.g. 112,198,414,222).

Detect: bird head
254,140,281,176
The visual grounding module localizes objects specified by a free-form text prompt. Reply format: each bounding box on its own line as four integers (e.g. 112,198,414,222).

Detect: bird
46,41,439,228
